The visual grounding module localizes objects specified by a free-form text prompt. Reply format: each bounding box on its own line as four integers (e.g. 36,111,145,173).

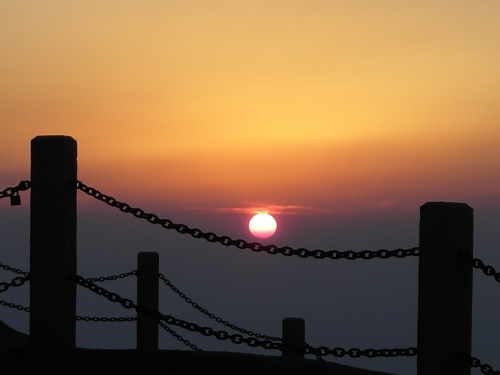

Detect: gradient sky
1,2,500,374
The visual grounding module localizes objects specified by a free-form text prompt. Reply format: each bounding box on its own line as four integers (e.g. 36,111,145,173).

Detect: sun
249,213,277,239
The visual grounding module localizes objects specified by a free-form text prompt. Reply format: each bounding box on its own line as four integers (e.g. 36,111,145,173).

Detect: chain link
0,299,135,323
76,181,419,260
0,180,31,200
459,353,500,375
74,275,282,352
76,316,137,322
0,180,422,359
75,275,416,359
1,178,419,357
0,299,30,312
158,273,281,342
0,275,30,293
0,262,29,277
159,321,201,351
308,346,417,359
75,275,136,309
0,264,135,321
457,249,500,284
85,270,137,283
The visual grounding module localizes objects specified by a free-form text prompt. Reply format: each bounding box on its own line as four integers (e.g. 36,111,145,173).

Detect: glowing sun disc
249,213,277,238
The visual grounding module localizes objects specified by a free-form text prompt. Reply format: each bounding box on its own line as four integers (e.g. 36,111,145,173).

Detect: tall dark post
30,136,77,350
137,252,159,350
417,202,473,375
282,317,305,358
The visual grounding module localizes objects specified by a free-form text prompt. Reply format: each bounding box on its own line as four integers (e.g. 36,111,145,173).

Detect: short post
417,202,473,375
137,252,159,350
282,317,305,358
30,136,78,350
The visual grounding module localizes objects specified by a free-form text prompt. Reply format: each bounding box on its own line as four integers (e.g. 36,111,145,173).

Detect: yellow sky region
84,129,500,216
1,1,500,214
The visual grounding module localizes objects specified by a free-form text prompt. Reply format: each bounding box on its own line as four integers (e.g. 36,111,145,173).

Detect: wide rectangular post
137,252,159,350
282,317,305,358
417,202,473,375
30,136,77,350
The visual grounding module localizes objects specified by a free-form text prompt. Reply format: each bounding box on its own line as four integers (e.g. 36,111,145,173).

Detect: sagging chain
0,299,30,312
0,300,134,323
0,262,137,321
458,249,500,284
0,261,136,283
470,357,500,375
85,270,137,283
76,316,136,322
458,352,500,375
0,275,30,293
0,262,29,277
0,263,136,320
159,321,201,351
0,180,31,206
76,181,419,260
81,272,137,321
76,275,205,351
0,299,136,323
75,275,416,359
309,346,417,358
159,273,281,342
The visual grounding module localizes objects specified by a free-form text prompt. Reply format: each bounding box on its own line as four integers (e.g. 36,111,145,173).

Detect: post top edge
283,317,305,322
420,201,473,211
31,135,77,143
138,252,160,256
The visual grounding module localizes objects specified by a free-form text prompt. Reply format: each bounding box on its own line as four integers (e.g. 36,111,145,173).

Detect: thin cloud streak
187,204,330,215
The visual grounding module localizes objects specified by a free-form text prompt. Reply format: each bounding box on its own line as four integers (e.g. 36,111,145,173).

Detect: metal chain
158,273,281,342
0,180,31,200
76,181,419,260
309,346,417,358
0,299,30,312
465,355,500,375
0,266,134,320
159,321,201,351
85,270,137,283
457,249,500,284
75,275,416,359
0,275,30,293
72,271,139,321
0,262,29,277
0,299,135,322
0,179,418,357
76,316,137,322
75,275,204,351
74,275,282,352
75,275,137,308
0,302,135,323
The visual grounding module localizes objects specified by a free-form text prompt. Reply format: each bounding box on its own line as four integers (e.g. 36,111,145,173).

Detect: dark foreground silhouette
0,348,396,375
0,321,395,375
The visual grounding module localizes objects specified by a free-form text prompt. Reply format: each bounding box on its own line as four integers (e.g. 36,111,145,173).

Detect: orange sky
1,0,499,215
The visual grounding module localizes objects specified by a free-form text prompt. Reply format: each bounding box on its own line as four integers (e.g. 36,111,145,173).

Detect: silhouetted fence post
137,252,159,350
417,202,473,375
30,136,77,350
282,317,305,358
